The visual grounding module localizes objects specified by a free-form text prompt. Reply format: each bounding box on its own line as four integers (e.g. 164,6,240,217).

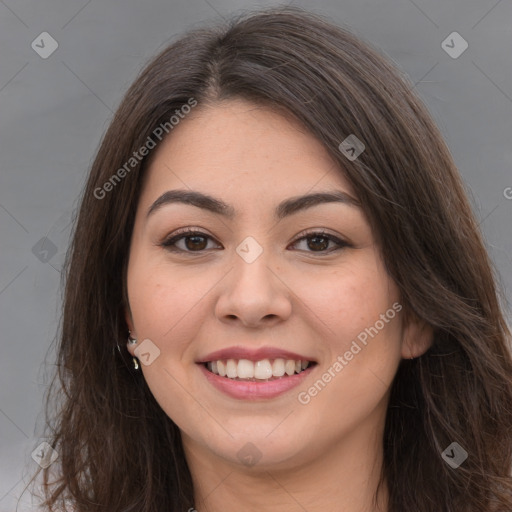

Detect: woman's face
125,99,430,470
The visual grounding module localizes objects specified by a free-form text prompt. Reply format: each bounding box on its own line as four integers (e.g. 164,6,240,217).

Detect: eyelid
288,228,350,253
160,227,221,250
292,227,341,243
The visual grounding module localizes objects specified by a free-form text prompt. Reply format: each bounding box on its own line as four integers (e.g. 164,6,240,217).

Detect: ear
401,309,434,359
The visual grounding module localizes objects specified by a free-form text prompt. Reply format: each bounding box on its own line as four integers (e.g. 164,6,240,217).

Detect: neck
183,412,389,512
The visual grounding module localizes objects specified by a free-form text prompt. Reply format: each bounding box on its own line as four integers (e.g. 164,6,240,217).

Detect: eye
161,228,221,253
289,230,349,254
160,228,349,254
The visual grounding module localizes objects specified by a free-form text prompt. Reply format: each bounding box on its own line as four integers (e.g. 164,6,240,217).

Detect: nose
214,250,292,329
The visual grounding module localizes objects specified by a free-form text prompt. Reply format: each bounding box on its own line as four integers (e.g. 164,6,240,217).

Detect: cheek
126,265,211,427
297,306,403,440
293,255,403,407
127,256,205,333
290,255,399,350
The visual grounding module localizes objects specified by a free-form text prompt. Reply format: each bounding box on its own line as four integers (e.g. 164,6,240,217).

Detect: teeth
237,359,254,378
217,360,226,377
226,359,237,378
254,360,273,379
285,359,295,376
272,358,285,377
206,358,312,380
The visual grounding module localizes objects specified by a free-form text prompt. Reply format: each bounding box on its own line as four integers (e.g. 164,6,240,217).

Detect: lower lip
198,363,315,400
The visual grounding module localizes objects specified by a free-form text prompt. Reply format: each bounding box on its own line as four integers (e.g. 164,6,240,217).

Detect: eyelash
160,227,350,255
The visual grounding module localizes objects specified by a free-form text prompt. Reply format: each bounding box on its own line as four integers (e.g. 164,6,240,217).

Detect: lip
198,362,316,400
196,346,316,364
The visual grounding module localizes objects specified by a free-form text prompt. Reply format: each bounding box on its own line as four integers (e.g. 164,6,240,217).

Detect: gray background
1,0,511,509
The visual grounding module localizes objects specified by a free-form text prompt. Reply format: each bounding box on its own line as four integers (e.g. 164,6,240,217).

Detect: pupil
308,236,328,251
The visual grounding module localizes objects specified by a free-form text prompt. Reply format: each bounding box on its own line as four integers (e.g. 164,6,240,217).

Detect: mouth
202,358,316,381
197,349,318,400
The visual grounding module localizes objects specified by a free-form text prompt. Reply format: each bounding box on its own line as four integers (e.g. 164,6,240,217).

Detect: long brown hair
29,6,512,511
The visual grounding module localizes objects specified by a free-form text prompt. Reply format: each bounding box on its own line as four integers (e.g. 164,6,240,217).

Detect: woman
31,5,512,511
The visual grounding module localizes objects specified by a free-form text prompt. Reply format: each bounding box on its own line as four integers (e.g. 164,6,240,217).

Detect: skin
125,99,433,512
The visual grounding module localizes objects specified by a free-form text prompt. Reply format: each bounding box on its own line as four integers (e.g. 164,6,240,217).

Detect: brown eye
306,235,330,251
183,234,208,251
290,231,349,254
161,230,221,253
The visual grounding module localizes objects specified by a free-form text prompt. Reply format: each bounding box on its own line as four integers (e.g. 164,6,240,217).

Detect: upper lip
196,346,316,364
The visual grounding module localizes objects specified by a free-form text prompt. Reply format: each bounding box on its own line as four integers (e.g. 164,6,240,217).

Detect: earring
128,332,140,371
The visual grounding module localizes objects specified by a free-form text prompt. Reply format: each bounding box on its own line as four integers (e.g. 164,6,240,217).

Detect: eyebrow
146,189,361,220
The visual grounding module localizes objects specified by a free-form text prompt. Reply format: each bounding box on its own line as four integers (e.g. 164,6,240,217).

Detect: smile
205,358,312,381
197,347,317,400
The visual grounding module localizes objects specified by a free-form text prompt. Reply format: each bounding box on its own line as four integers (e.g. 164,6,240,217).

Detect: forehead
140,99,356,205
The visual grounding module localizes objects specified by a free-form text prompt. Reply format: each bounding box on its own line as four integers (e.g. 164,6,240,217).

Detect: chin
191,418,316,470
